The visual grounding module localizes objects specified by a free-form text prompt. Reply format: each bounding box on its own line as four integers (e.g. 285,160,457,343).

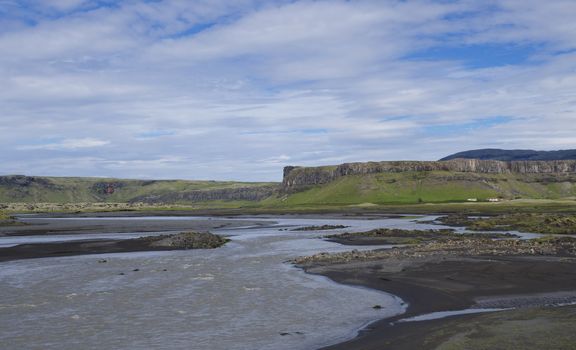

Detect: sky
1,0,575,181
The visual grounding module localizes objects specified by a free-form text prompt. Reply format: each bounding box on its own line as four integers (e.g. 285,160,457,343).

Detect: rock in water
144,231,229,249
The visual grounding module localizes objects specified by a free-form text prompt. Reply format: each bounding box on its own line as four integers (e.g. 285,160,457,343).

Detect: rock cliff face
130,185,278,204
0,175,56,188
282,159,576,192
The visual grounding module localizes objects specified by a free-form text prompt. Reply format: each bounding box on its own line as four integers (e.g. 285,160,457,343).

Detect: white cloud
18,138,110,150
41,0,87,11
0,0,575,181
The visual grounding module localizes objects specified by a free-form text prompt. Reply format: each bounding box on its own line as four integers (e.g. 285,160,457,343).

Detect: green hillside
3,169,576,211
269,171,576,207
0,175,277,204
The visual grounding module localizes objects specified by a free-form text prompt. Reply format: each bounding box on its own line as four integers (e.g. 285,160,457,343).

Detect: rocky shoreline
295,236,576,266
323,227,516,245
291,226,576,349
437,213,576,235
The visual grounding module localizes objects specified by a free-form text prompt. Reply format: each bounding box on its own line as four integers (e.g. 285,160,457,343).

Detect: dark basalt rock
0,175,55,188
140,231,229,249
130,185,278,204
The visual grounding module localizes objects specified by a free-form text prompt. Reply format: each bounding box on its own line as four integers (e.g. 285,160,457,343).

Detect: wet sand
310,255,576,349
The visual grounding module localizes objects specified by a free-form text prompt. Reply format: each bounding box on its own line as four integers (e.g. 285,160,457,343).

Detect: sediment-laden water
0,215,445,350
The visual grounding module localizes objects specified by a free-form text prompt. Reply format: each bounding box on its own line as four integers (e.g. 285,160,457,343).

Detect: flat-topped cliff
282,159,576,192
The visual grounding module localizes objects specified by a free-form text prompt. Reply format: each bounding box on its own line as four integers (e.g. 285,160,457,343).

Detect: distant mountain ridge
440,149,576,161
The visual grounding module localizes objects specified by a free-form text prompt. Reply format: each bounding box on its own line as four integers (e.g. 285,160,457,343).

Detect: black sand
311,255,576,349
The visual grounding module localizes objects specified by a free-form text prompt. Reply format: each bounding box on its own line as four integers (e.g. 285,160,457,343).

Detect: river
0,215,450,349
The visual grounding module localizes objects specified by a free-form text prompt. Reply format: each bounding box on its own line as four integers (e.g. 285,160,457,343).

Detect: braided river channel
0,215,455,349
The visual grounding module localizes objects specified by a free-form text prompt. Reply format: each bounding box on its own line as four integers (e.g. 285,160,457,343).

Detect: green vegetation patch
0,210,22,226
439,213,576,235
0,211,10,221
325,228,515,245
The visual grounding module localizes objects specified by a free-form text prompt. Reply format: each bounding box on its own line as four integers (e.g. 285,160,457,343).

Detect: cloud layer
1,0,575,181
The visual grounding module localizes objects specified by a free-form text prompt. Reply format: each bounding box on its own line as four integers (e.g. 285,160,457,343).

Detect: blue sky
1,0,575,181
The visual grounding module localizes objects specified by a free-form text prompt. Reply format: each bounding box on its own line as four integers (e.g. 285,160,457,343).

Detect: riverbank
0,231,229,262
324,227,517,245
0,213,410,350
296,242,576,349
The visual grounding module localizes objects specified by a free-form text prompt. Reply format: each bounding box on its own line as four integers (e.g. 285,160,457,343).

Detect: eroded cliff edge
282,159,576,193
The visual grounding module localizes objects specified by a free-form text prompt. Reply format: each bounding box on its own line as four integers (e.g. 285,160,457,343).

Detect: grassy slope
0,176,276,203
268,171,576,207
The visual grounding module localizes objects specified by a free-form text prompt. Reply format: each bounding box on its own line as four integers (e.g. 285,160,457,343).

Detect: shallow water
0,215,532,349
0,216,426,350
0,231,176,248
